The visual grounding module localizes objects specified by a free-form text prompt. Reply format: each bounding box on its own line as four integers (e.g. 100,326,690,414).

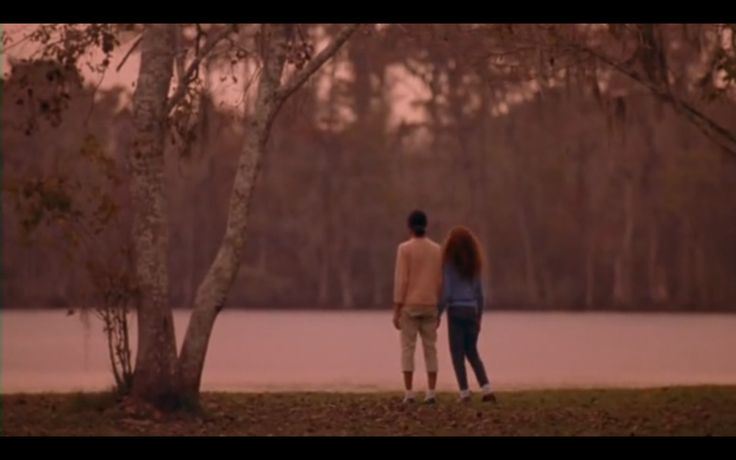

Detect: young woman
439,226,496,403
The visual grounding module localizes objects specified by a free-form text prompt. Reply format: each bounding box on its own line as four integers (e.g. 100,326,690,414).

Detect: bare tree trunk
584,235,596,308
517,205,540,306
350,36,382,309
506,110,542,305
258,237,269,272
318,249,330,306
180,192,195,307
324,57,352,309
190,63,215,303
178,25,291,399
338,251,354,309
177,24,358,400
318,137,333,307
613,176,636,307
508,123,541,307
647,219,658,304
541,268,555,307
128,24,180,407
694,236,709,308
475,83,496,306
193,152,217,298
479,225,495,307
647,217,669,304
371,249,384,307
574,142,596,310
329,199,354,310
678,216,693,307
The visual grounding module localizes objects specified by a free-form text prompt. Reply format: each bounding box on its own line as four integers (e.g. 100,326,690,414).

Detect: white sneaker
481,384,497,403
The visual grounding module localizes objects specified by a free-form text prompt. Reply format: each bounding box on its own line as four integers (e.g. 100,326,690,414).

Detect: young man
393,210,442,404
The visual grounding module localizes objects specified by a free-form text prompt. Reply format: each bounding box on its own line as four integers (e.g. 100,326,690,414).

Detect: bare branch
166,25,235,114
195,24,204,58
116,35,142,72
275,24,361,103
175,25,187,87
575,43,736,159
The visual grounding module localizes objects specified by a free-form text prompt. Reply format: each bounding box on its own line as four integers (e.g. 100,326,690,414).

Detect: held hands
393,310,401,330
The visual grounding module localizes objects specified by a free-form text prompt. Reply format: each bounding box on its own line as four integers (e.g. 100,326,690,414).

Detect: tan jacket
393,236,442,308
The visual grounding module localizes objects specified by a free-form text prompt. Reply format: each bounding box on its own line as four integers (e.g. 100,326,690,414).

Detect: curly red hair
442,226,484,280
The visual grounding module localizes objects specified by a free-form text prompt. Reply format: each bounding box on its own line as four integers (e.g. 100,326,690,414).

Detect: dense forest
4,24,736,311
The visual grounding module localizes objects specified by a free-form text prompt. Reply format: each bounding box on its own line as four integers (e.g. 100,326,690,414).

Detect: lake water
2,310,736,393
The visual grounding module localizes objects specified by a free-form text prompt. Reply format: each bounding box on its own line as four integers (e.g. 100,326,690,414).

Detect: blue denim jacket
438,263,484,318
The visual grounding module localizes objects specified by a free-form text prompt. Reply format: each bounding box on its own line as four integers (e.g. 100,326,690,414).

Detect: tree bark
128,24,180,407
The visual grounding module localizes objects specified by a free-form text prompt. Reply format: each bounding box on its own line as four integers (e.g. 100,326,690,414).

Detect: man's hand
393,310,402,330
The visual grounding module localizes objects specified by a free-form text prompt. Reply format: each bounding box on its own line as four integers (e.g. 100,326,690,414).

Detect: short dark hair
407,210,427,237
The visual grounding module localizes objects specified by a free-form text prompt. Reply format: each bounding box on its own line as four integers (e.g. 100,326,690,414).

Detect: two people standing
393,210,495,403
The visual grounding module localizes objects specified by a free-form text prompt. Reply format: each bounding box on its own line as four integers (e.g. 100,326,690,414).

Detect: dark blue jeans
447,308,489,391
